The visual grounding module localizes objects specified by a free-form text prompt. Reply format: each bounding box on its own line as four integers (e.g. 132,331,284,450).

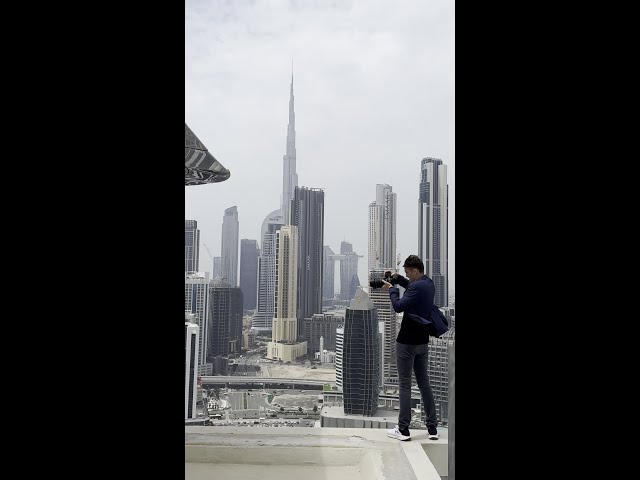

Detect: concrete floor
186,463,363,480
186,426,447,480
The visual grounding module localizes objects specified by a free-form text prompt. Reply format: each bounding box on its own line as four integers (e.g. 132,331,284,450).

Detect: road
234,351,261,377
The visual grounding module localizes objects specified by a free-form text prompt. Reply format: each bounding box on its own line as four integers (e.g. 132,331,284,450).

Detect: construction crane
203,243,215,277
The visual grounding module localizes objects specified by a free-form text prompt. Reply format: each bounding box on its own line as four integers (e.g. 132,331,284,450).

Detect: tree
298,407,303,413
280,407,284,412
313,406,318,412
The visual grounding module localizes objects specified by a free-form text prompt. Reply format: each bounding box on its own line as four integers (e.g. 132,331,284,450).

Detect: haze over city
185,0,455,291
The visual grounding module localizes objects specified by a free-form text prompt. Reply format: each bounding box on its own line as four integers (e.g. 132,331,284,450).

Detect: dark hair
403,255,424,273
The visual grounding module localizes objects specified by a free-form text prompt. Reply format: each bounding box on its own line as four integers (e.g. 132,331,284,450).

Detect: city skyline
185,0,455,292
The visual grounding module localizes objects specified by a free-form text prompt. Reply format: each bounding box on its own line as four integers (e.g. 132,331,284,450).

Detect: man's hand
384,270,399,280
381,280,392,291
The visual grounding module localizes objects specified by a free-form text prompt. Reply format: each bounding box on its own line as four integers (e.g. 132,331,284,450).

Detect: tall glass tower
418,158,448,307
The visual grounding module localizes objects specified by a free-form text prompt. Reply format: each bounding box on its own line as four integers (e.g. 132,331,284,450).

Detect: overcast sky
185,0,455,293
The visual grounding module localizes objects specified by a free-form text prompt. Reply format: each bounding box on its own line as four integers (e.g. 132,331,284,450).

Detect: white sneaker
387,426,411,441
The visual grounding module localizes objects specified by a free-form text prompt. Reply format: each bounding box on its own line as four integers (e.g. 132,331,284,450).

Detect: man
381,254,438,441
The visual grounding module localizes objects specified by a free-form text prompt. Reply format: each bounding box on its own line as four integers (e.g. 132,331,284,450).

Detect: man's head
403,255,424,282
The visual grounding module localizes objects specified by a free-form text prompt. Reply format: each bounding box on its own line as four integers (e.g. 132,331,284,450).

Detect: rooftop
186,426,447,479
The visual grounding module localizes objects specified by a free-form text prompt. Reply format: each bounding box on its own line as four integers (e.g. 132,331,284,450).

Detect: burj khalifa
252,73,299,331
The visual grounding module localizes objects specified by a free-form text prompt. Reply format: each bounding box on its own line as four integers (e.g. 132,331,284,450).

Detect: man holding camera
381,254,438,441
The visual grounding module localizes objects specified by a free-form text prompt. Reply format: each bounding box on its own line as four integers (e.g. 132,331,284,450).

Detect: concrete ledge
403,442,442,480
185,426,446,480
422,442,448,478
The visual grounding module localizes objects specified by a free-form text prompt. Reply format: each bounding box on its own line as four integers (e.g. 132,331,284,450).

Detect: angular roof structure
185,123,231,186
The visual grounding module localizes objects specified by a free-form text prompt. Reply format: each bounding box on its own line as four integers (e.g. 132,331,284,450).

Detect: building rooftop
185,272,209,280
186,426,447,479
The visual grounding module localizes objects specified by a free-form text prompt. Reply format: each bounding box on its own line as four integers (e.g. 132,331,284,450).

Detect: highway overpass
200,376,333,389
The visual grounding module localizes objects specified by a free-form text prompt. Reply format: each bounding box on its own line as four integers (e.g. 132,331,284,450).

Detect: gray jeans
396,341,437,429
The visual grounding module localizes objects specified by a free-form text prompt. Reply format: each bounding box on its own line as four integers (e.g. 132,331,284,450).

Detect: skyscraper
368,184,396,272
303,313,343,353
323,246,336,300
254,72,298,327
185,220,200,272
252,216,283,332
272,225,298,341
291,186,325,334
267,225,307,361
339,241,362,300
213,257,222,280
185,271,210,367
349,274,361,301
221,206,239,286
343,287,380,416
426,327,455,425
418,157,448,307
185,319,199,419
281,72,298,225
444,307,455,330
367,185,398,384
239,239,260,310
208,283,243,359
228,287,244,354
369,269,398,383
335,326,344,390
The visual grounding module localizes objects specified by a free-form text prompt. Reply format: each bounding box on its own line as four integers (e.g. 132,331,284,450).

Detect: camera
369,272,398,289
